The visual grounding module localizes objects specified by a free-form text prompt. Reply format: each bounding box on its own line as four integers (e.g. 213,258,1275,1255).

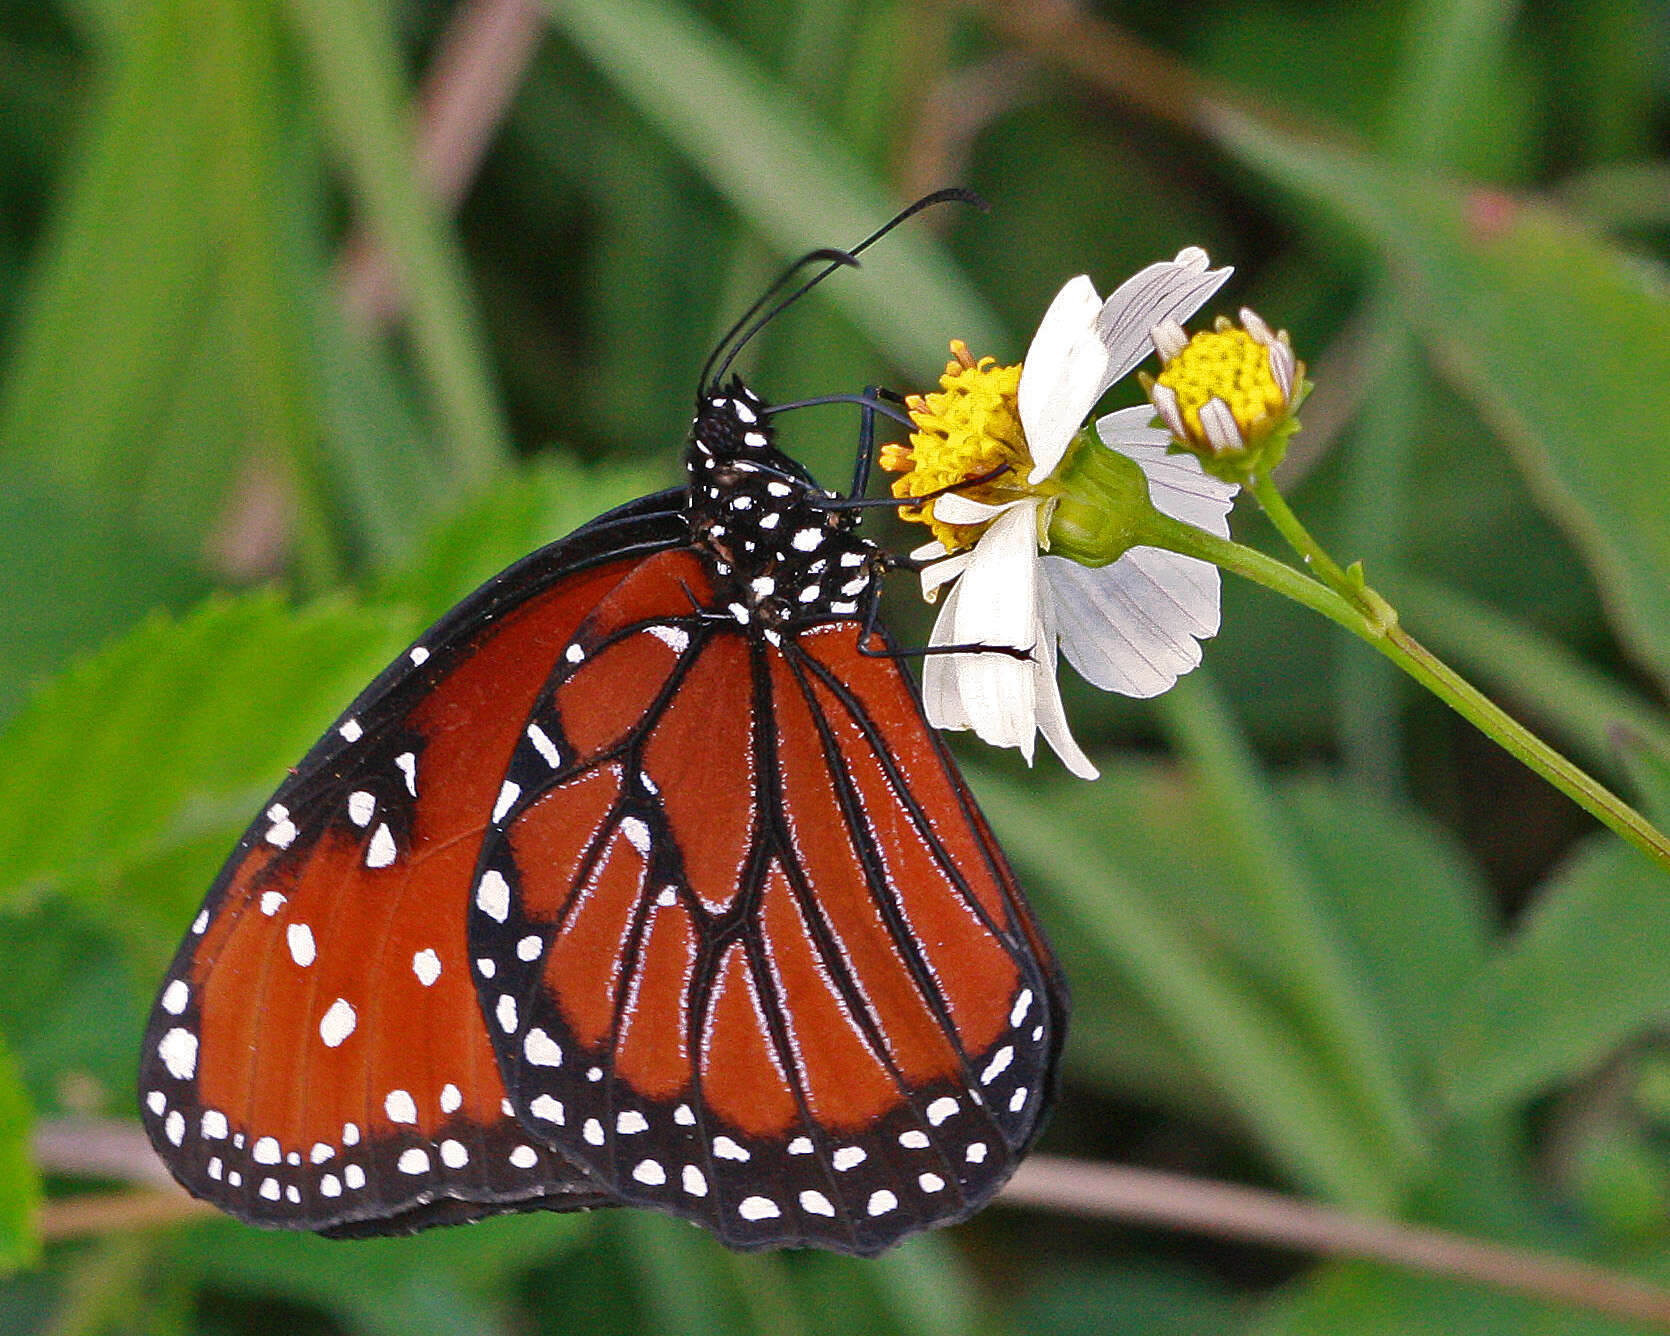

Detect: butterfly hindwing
472,592,1067,1254
137,496,685,1232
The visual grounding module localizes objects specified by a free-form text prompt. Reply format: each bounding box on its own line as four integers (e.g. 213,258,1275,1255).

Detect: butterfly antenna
699,247,857,392
709,187,988,387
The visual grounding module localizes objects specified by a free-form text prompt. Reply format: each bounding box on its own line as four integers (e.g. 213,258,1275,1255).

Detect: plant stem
1142,510,1670,877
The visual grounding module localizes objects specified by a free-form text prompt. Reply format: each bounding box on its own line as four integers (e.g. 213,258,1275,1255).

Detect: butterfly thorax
685,377,882,636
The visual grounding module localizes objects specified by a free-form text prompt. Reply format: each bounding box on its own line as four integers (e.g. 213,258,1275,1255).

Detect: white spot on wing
787,1136,812,1155
146,1091,165,1116
366,823,397,868
493,780,520,824
620,817,651,856
339,719,363,742
165,1110,184,1145
867,1190,898,1216
738,1195,779,1221
713,1136,750,1162
496,994,517,1033
476,869,510,922
286,923,316,967
395,752,418,795
409,646,429,665
632,1158,666,1186
1010,988,1033,1027
966,1142,988,1164
510,1145,538,1169
319,998,357,1048
682,1165,707,1196
516,934,541,961
412,948,441,986
158,1028,197,1080
648,625,690,653
616,1110,648,1134
385,1089,417,1124
347,790,375,826
440,1083,461,1114
899,1130,929,1150
800,1190,834,1216
529,1095,564,1124
981,1045,1014,1085
253,1136,280,1164
832,1146,866,1171
527,723,561,768
926,1097,958,1126
397,1147,429,1174
583,1118,604,1146
265,818,296,849
919,1172,945,1193
260,891,285,916
161,980,189,1015
524,1029,562,1067
441,1139,468,1169
792,528,823,551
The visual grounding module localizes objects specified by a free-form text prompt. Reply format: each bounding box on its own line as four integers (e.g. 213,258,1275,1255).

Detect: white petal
918,550,971,601
1094,249,1233,388
955,503,1040,654
1046,547,1221,698
1018,277,1112,483
931,506,1044,761
1028,585,1099,778
933,492,1021,526
1094,404,1171,450
1108,439,1239,535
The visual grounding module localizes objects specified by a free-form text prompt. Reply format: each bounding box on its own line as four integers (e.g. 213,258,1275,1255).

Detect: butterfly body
141,303,1065,1256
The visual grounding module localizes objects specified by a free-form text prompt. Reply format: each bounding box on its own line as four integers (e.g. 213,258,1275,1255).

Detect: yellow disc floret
883,340,1035,553
1151,319,1288,452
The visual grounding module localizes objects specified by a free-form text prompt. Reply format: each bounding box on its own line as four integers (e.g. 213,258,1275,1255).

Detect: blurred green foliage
2,0,1670,1331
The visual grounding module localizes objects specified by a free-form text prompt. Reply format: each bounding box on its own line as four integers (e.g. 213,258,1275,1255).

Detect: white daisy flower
882,250,1239,779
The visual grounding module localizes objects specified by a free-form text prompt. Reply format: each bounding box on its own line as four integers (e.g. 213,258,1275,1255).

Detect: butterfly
138,193,1067,1257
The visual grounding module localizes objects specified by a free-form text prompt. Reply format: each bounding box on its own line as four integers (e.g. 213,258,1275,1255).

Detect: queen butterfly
138,195,1067,1256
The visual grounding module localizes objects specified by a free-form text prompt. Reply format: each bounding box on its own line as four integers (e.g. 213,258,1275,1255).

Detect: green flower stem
1141,509,1670,878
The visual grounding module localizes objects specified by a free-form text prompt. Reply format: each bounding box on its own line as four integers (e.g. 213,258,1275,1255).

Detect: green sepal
1043,428,1159,568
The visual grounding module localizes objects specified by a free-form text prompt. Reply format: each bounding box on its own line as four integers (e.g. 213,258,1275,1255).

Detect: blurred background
4,0,1670,1331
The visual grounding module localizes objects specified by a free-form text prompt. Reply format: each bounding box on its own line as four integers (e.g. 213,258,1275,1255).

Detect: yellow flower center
882,341,1035,553
1153,323,1287,448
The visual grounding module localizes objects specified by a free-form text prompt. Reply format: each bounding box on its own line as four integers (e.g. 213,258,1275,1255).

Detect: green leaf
1213,112,1670,675
540,0,1007,373
1253,1259,1662,1336
0,1034,39,1273
164,1210,595,1336
973,765,1397,1211
0,593,413,937
1438,837,1670,1116
282,0,513,490
375,457,669,624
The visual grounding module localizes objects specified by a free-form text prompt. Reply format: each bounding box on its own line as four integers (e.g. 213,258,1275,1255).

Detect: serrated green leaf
0,1034,39,1273
0,593,413,931
1438,837,1670,1116
1213,112,1670,676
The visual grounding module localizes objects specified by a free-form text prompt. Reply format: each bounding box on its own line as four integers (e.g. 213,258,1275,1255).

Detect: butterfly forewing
138,500,685,1231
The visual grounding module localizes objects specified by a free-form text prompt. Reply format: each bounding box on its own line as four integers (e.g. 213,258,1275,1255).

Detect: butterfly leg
848,384,909,499
853,567,1033,663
